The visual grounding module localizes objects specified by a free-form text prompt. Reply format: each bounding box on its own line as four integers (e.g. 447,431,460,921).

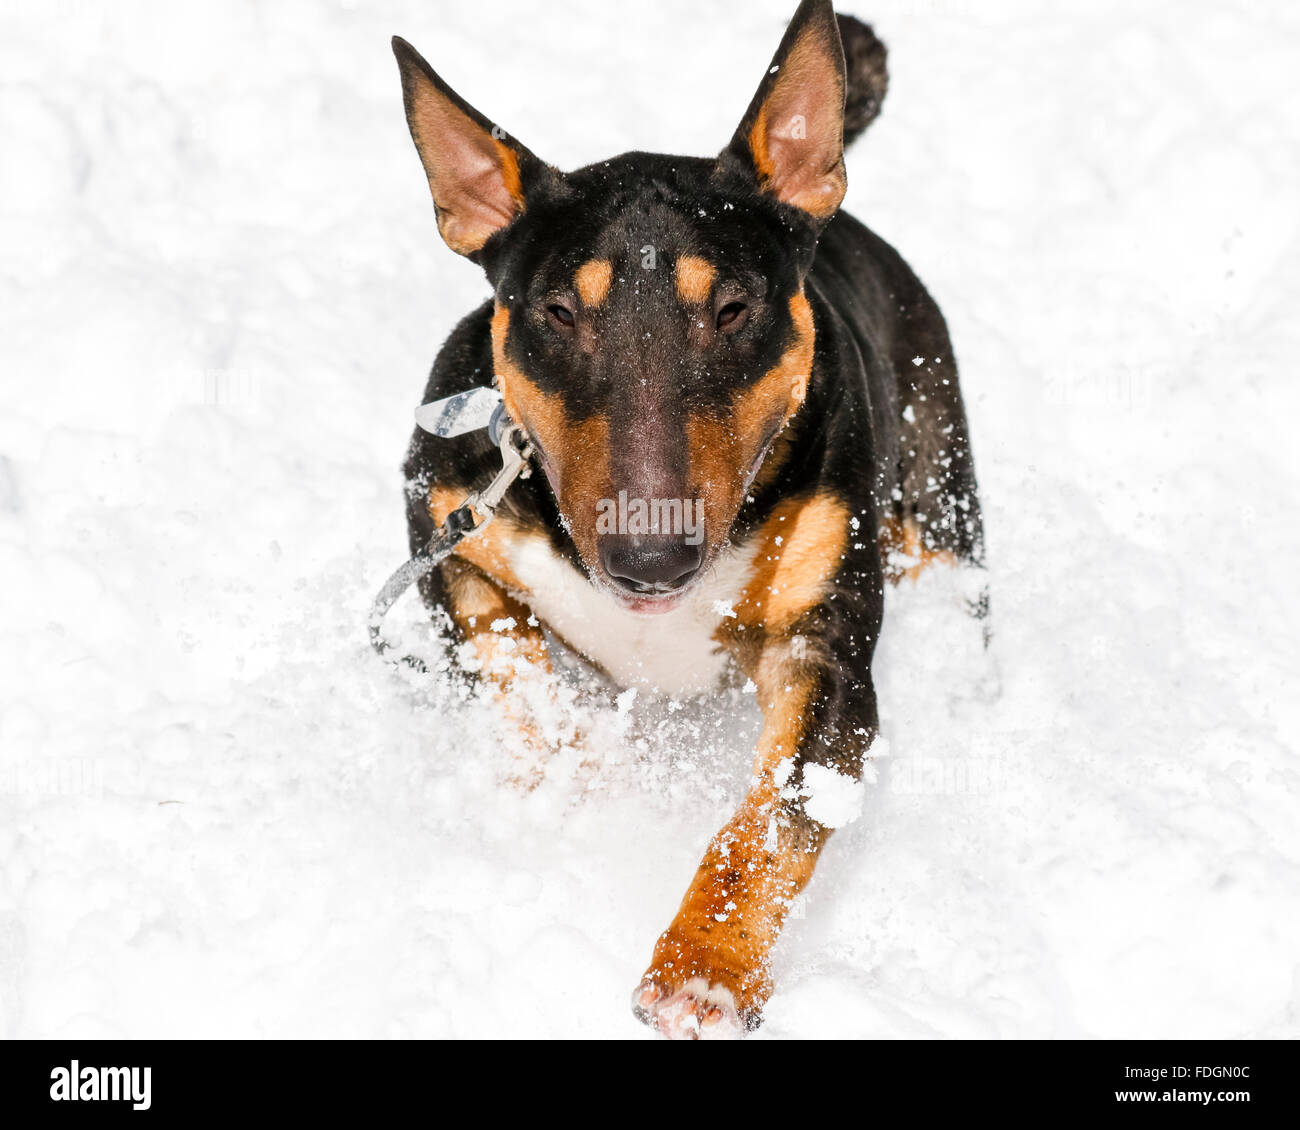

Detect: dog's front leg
423,471,579,780
439,556,575,784
440,556,547,681
634,628,878,1038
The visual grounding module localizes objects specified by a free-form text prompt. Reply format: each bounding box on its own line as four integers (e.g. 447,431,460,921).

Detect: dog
391,0,984,1038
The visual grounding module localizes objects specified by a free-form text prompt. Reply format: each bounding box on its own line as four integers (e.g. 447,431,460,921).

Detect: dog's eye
547,303,575,329
716,301,748,332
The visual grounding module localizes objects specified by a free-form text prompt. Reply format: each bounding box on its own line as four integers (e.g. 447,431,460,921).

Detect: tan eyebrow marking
675,255,717,304
574,258,613,307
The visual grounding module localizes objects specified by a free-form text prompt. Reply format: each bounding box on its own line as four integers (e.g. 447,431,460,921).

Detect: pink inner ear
410,95,524,255
751,35,847,218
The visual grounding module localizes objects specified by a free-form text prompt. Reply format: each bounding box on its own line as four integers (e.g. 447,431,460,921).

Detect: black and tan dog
391,0,983,1038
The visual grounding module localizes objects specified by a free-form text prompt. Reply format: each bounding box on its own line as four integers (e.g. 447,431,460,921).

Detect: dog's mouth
606,584,692,616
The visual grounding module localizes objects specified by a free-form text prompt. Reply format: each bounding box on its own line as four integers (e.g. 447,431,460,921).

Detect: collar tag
414,386,503,438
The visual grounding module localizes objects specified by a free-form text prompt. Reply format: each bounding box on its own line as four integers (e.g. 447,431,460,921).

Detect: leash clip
369,403,534,666
453,416,534,536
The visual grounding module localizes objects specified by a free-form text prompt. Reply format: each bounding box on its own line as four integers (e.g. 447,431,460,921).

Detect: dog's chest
509,539,757,696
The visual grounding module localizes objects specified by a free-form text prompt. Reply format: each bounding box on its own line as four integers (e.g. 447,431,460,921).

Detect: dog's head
395,0,849,613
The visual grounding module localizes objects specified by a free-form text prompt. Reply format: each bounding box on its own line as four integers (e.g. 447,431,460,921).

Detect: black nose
599,535,703,594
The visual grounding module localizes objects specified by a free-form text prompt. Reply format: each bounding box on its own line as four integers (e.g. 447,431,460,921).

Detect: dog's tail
838,14,889,147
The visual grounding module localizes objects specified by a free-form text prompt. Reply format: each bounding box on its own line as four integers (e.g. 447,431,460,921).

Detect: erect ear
719,0,848,221
392,36,546,257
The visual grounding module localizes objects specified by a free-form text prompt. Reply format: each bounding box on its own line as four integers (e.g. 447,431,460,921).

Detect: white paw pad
632,976,744,1041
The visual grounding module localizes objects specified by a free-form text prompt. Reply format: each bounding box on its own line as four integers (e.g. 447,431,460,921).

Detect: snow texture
1,0,1298,1039
797,764,867,830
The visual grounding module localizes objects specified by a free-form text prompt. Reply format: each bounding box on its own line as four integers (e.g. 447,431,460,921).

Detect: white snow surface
2,0,1298,1039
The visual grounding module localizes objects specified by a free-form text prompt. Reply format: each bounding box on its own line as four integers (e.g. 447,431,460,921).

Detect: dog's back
811,210,984,570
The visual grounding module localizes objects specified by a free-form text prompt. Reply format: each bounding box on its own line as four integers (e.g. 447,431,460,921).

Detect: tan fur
442,560,548,679
491,304,612,573
685,290,816,559
641,658,828,1023
574,258,613,308
428,482,533,596
495,141,524,210
674,255,717,305
741,289,814,421
878,516,957,583
732,491,849,632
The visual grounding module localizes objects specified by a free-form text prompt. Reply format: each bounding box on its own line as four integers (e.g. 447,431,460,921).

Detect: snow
796,763,867,829
2,0,1298,1039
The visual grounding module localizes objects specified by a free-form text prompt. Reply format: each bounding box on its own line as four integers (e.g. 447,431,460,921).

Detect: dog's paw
632,976,746,1040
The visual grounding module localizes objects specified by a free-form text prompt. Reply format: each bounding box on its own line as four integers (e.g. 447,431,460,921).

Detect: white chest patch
509,538,758,696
